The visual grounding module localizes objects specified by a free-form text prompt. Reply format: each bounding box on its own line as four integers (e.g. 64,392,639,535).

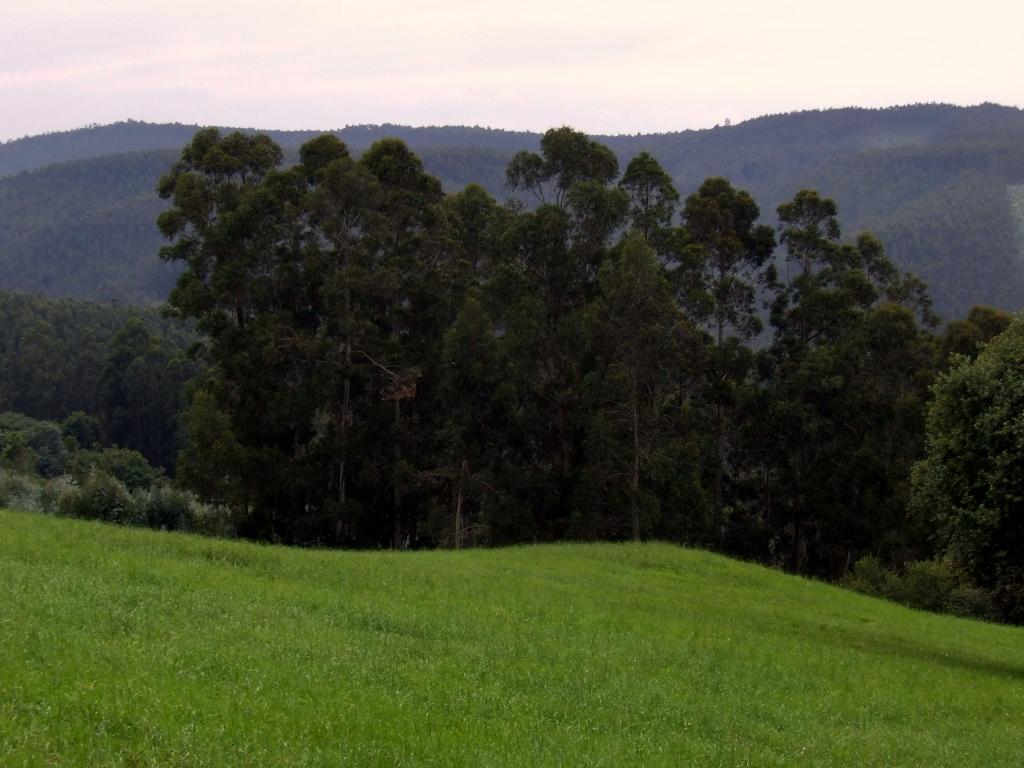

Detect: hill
2,104,1024,316
2,509,1022,766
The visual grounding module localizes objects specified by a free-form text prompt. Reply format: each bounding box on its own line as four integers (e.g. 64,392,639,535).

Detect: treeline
150,126,1011,582
2,125,1019,618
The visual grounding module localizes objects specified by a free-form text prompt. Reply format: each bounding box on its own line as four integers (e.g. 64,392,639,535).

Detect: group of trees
0,293,198,470
155,126,997,583
1,122,1019,620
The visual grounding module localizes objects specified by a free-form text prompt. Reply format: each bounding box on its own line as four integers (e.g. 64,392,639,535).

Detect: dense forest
3,120,1023,621
0,293,197,469
3,104,1024,317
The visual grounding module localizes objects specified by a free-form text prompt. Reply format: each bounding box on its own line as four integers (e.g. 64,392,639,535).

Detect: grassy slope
1,510,1022,767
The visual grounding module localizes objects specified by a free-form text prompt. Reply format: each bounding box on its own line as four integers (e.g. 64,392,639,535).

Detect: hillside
2,510,1023,766
2,104,1024,316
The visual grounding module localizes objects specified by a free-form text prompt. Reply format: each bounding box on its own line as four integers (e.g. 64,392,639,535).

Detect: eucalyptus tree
758,190,937,573
618,151,680,251
501,127,629,531
580,234,699,541
506,126,619,207
681,178,775,534
158,128,322,538
351,138,449,547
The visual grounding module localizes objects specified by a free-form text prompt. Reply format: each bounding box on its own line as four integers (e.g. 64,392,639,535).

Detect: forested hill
2,103,1024,317
0,121,538,179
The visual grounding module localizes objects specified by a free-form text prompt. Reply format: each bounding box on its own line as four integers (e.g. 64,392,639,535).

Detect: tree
580,234,700,541
681,178,775,535
618,152,679,250
100,318,194,469
506,126,619,207
937,305,1012,363
498,128,628,532
435,292,508,547
159,129,325,539
759,191,936,574
912,316,1024,620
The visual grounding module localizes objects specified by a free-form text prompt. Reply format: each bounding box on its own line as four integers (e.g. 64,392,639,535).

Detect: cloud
1,0,1021,140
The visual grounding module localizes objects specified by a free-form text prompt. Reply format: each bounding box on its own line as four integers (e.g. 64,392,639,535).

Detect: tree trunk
631,376,641,542
556,402,569,479
393,398,402,549
713,315,724,540
454,456,468,549
335,338,351,541
791,463,804,573
714,402,724,539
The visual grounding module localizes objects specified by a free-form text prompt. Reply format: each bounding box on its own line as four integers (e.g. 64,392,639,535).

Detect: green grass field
2,509,1023,767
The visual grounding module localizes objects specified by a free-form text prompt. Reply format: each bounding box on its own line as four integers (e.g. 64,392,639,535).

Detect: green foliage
913,315,1024,619
12,124,1015,629
58,468,134,523
146,126,961,602
0,412,67,477
129,485,194,531
61,410,102,449
844,556,998,621
0,292,198,471
55,464,199,531
937,305,1012,363
70,447,160,491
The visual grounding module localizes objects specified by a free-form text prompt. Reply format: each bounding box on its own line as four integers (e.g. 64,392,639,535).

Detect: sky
2,0,1022,142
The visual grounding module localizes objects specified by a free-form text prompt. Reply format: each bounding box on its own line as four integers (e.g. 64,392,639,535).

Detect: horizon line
4,100,1022,146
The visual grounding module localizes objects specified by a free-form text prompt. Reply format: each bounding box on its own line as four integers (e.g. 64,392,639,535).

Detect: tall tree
681,177,775,535
500,128,628,532
619,152,679,250
580,234,699,541
759,190,935,573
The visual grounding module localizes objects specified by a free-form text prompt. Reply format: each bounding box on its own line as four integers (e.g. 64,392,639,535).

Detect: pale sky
1,0,1022,141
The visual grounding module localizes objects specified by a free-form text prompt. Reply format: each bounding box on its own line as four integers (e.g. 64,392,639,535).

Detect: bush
0,413,67,477
70,448,159,491
59,469,133,523
0,469,40,510
0,435,38,475
841,555,896,597
61,411,103,449
844,555,998,621
892,560,959,612
188,499,238,539
945,584,998,621
130,486,192,531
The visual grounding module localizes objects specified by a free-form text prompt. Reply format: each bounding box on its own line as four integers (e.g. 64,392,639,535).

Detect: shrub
59,469,133,523
61,411,103,449
70,448,159,491
0,435,38,475
841,555,895,597
188,499,239,539
944,584,998,621
892,560,958,612
0,469,40,511
844,555,999,621
130,486,192,531
0,413,68,477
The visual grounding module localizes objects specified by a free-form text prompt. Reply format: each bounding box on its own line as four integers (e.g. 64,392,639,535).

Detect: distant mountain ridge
0,121,539,179
2,103,1023,317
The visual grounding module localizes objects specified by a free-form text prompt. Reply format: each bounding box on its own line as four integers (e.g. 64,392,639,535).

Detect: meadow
1,508,1022,766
